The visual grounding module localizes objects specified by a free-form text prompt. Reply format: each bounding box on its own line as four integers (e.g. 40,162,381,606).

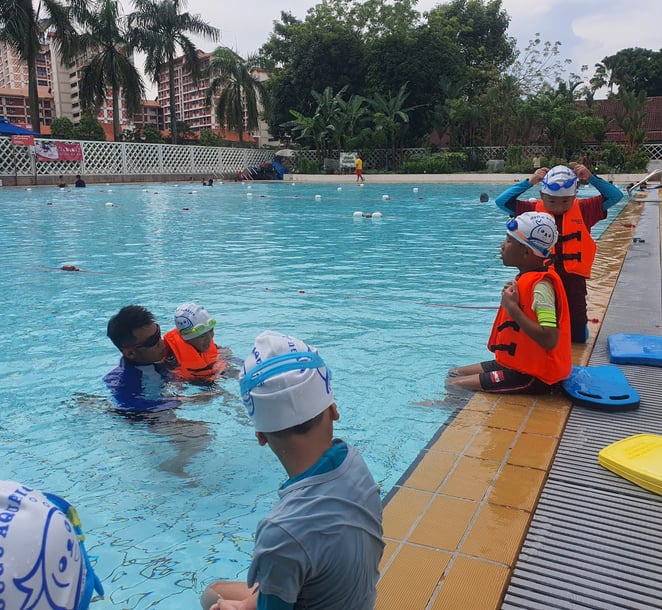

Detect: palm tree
129,0,219,144
76,0,145,141
205,47,267,144
370,84,418,169
0,0,80,133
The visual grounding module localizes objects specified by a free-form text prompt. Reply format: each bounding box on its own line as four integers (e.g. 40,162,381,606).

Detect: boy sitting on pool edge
447,211,572,394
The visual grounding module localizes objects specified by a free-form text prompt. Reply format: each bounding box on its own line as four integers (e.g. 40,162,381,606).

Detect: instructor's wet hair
107,305,155,349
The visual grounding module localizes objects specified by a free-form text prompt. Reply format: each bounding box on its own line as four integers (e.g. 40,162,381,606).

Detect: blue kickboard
608,333,662,366
562,365,640,411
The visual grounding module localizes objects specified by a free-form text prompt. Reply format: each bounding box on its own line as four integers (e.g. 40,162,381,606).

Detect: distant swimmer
60,264,82,272
479,192,489,202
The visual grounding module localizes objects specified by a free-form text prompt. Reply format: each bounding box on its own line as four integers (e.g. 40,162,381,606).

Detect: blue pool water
0,179,624,608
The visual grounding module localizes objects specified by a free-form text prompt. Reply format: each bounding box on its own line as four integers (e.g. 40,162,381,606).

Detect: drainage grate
503,204,662,610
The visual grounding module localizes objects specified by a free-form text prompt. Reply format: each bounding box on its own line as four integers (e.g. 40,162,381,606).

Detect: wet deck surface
375,198,653,609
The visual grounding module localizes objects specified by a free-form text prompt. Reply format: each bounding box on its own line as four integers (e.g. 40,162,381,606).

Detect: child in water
164,303,228,382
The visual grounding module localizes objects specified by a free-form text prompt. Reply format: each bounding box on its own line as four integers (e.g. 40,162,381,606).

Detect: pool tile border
376,200,644,609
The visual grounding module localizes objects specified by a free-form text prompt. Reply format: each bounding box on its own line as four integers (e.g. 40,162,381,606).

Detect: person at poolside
355,155,364,183
104,305,214,412
494,162,623,343
75,174,86,187
447,212,572,394
163,302,230,382
200,330,384,610
58,175,67,188
0,479,105,610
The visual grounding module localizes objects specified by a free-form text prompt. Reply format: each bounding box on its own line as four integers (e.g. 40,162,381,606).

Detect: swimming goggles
541,175,578,191
124,324,161,349
506,218,551,256
240,351,332,397
180,319,216,336
44,492,105,610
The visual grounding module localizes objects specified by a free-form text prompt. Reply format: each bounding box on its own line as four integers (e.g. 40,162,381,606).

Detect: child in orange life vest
164,303,227,381
495,162,623,343
446,211,572,394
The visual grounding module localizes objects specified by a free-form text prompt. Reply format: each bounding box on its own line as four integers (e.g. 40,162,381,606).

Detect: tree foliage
129,0,219,144
76,0,145,141
205,47,266,143
592,48,662,97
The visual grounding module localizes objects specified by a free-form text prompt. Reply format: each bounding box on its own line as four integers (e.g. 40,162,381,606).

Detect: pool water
0,179,623,608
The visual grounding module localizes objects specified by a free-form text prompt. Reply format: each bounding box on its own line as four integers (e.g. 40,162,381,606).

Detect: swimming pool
0,179,623,608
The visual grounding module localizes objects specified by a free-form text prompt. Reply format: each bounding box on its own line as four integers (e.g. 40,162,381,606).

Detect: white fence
0,137,273,183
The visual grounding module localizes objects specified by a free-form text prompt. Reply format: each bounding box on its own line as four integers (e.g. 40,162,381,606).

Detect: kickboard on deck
562,365,640,411
608,333,662,366
598,434,662,495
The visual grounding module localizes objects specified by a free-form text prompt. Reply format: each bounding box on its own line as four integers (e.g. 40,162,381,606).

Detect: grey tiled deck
503,202,662,609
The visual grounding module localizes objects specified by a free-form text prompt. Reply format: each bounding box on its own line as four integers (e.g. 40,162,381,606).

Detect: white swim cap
0,480,103,610
174,302,216,341
540,165,578,196
240,331,334,433
506,211,558,258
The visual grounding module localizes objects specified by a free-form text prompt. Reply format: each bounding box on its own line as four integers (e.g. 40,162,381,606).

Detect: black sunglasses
125,324,161,350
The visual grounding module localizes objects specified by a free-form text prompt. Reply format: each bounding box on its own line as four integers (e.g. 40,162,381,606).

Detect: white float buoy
413,187,419,193
353,211,363,217
247,192,253,197
315,194,322,200
105,202,114,206
247,185,252,189
25,188,32,191
382,194,390,200
337,187,342,191
372,211,383,218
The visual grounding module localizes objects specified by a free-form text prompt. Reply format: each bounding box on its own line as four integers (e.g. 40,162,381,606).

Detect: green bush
295,157,320,174
402,152,468,173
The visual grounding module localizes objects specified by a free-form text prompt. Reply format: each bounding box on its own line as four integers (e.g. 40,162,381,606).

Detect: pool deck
375,191,658,609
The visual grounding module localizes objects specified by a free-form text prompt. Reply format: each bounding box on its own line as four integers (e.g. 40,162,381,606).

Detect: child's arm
500,280,559,350
495,168,549,214
571,162,624,210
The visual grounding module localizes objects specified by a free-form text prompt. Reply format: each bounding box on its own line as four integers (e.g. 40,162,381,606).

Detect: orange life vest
535,200,596,277
487,269,572,385
163,329,227,381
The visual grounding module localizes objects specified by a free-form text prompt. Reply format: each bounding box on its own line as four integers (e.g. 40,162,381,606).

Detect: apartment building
157,51,275,145
0,38,161,138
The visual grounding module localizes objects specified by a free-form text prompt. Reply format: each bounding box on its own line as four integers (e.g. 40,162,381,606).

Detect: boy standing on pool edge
494,162,623,343
201,330,384,610
447,212,572,394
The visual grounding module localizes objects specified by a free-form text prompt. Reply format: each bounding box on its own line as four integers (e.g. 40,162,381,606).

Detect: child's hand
500,281,520,314
569,162,592,181
529,167,549,185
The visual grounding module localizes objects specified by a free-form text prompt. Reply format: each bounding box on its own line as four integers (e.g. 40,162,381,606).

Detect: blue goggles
541,175,577,191
506,218,551,256
44,492,105,610
240,351,331,397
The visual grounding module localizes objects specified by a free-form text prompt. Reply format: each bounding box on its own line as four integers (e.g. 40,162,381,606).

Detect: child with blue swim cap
0,480,104,610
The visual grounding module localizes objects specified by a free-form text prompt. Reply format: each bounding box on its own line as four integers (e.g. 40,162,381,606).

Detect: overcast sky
123,0,661,98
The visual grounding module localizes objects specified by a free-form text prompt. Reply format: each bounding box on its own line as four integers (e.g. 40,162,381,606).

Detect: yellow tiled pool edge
376,200,645,610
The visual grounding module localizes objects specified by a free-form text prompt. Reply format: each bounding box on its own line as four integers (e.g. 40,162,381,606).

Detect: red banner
11,134,34,146
35,141,83,162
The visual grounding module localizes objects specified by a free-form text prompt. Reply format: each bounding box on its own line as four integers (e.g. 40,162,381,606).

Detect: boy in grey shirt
201,331,384,610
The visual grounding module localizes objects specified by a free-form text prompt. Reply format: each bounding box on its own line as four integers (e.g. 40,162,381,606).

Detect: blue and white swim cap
0,480,103,610
506,211,559,258
540,165,578,196
240,331,334,433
